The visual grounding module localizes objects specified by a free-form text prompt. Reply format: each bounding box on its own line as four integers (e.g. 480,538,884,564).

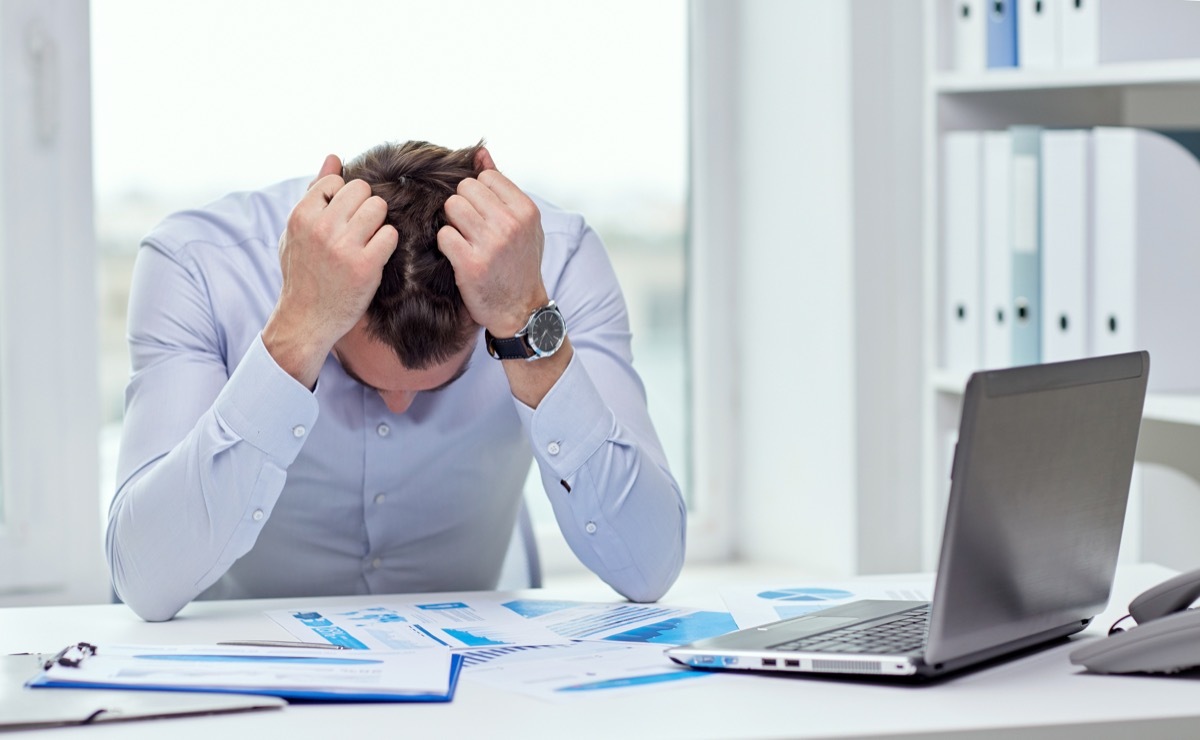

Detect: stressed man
107,140,686,621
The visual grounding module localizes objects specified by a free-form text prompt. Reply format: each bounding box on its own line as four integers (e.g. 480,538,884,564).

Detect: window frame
0,0,106,605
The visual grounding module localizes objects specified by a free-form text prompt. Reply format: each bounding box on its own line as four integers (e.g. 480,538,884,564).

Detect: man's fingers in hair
298,173,347,217
346,195,390,246
308,154,343,190
443,192,489,244
324,178,374,223
453,177,510,224
476,168,531,210
474,146,497,172
364,223,399,266
436,223,472,265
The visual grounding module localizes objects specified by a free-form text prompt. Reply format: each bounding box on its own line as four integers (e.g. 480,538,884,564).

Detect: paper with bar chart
500,599,738,645
266,600,571,651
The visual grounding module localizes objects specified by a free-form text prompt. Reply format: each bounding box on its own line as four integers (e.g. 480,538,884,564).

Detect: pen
216,640,348,650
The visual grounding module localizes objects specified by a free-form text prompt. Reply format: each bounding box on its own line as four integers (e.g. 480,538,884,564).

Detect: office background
3,0,1198,608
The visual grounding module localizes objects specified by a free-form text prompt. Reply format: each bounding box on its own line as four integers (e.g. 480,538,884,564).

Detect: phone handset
1069,567,1200,674
1128,568,1200,623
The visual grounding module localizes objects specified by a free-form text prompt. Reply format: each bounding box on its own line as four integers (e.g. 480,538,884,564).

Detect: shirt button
372,558,382,569
374,493,386,505
252,509,264,522
377,423,390,437
547,441,561,456
292,425,306,438
585,521,597,534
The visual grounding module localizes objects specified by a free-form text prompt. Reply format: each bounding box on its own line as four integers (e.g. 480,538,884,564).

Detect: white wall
693,0,924,575
734,0,858,571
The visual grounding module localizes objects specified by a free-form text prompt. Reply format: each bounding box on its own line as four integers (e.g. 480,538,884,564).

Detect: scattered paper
463,641,717,701
267,599,571,651
501,599,738,644
720,579,933,628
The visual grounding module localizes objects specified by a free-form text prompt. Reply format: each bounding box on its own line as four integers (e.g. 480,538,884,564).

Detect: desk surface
2,563,1199,740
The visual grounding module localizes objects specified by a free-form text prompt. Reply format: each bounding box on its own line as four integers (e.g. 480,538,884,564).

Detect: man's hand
263,155,398,389
437,148,549,337
439,148,571,409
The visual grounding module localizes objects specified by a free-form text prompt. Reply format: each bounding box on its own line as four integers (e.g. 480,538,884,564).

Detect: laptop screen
926,351,1149,666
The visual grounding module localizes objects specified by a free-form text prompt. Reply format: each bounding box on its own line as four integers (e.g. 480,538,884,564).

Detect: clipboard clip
44,642,97,670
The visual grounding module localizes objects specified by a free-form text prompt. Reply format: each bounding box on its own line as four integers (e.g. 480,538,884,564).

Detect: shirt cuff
213,333,320,464
516,353,614,477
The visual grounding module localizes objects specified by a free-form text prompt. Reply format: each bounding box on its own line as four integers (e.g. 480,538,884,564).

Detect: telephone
1069,568,1200,674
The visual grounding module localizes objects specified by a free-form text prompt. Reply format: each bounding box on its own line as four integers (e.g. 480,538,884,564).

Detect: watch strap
486,330,533,360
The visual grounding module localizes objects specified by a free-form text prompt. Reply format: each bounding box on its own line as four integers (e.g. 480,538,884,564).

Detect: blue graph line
411,624,451,647
557,671,708,692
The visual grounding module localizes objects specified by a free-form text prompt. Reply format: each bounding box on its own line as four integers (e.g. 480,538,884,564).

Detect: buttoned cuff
516,353,613,477
213,333,320,464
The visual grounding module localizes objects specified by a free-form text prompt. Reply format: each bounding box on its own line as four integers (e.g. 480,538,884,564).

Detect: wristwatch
486,301,567,361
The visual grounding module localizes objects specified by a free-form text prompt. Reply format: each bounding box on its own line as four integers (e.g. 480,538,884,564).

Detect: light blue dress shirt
107,177,686,621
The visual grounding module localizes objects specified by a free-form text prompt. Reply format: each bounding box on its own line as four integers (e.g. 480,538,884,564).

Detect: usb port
762,658,777,667
784,659,800,668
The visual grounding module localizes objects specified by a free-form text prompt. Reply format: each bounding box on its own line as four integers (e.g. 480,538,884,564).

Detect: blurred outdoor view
91,1,689,530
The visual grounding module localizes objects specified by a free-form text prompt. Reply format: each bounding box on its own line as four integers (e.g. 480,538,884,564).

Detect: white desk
2,563,1199,739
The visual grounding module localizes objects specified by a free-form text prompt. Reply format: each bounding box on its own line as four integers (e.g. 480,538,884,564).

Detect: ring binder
43,642,96,670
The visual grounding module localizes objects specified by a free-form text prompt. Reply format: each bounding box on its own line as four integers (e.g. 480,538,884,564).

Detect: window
92,0,688,575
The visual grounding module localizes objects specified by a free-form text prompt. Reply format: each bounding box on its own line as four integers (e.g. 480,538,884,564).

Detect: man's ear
309,154,343,188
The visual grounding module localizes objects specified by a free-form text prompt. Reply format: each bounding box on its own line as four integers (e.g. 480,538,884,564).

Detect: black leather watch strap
486,330,532,360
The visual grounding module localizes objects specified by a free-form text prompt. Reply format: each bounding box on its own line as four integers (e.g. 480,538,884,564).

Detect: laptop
667,351,1150,679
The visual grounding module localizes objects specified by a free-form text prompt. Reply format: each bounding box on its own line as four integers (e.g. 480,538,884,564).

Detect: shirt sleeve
106,245,318,622
513,224,687,602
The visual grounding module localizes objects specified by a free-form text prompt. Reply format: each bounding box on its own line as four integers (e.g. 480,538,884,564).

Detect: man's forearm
502,339,574,409
519,354,687,602
109,336,317,621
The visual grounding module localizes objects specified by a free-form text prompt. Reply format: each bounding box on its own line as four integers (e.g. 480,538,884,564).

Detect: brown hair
342,140,483,369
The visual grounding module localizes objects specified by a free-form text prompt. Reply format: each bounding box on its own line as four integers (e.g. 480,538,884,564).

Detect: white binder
1060,0,1200,69
1018,0,1060,69
952,0,987,72
1010,127,1042,367
1040,129,1092,363
981,130,1013,369
1092,127,1200,391
942,131,983,373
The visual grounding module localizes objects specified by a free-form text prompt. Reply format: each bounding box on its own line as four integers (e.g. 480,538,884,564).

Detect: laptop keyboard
768,605,931,655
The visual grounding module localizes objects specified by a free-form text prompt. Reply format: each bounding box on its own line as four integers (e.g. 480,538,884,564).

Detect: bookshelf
921,0,1200,568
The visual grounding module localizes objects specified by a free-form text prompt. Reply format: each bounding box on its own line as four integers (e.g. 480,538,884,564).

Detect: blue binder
987,0,1018,68
29,643,464,703
1010,126,1041,366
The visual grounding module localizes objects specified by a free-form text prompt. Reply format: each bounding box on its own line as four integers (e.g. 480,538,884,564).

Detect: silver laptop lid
926,351,1149,665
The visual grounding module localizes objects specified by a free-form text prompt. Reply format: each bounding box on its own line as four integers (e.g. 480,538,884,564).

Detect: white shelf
934,58,1200,93
929,370,1200,427
920,0,1200,568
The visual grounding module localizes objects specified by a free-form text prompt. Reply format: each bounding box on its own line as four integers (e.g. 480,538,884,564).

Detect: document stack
948,0,1200,72
939,126,1200,391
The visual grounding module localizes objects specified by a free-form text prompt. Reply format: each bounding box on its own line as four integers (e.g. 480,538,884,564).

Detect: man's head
330,140,483,413
342,139,484,369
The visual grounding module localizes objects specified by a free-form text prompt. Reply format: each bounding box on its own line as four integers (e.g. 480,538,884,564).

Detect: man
107,140,686,621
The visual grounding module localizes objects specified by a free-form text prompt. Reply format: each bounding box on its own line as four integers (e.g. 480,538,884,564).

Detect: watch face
528,307,565,355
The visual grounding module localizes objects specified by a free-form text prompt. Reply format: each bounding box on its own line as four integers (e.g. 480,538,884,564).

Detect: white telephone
1070,569,1200,674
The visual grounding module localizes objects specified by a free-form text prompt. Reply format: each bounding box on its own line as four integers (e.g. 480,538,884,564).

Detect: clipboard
0,654,283,732
26,642,463,703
